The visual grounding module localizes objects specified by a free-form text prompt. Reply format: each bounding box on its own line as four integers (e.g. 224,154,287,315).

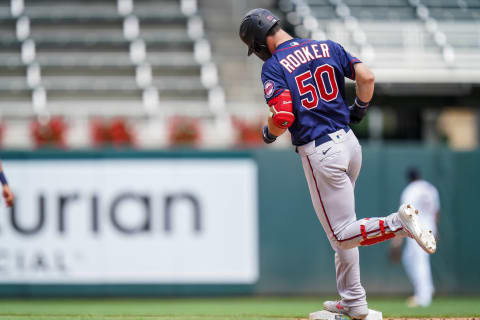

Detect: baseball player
0,160,14,207
393,168,439,307
239,9,436,319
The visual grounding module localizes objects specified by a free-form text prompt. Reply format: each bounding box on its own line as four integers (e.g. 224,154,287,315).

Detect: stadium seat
0,0,214,115
288,0,480,81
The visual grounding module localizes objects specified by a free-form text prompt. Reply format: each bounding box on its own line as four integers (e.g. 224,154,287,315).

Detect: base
309,309,382,320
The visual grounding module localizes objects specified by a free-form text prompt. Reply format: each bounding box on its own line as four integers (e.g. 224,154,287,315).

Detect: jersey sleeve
261,59,288,104
329,40,362,80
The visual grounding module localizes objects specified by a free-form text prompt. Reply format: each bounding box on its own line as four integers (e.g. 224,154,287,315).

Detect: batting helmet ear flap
251,42,272,61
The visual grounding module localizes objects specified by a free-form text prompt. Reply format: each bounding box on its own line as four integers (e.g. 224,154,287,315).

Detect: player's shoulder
313,38,335,45
323,40,346,53
307,38,337,46
265,38,331,65
309,39,347,58
289,38,338,50
409,180,438,195
271,37,318,58
420,180,440,195
407,180,424,190
261,54,282,74
416,179,434,189
403,181,420,194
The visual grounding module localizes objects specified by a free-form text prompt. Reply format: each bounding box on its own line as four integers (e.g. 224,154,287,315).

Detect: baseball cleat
398,204,436,254
323,300,369,319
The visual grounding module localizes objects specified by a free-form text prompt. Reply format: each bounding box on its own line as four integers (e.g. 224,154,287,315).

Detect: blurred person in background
391,168,439,307
0,160,14,207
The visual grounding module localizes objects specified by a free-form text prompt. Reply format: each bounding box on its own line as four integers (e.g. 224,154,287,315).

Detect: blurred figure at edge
0,160,14,207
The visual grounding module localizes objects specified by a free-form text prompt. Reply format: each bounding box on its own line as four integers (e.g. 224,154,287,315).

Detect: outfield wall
0,146,478,296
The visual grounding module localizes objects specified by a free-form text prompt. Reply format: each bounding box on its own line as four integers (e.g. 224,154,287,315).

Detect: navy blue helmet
239,8,280,61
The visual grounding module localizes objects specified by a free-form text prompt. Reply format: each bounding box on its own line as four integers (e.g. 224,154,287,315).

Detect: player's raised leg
304,135,435,253
300,132,407,252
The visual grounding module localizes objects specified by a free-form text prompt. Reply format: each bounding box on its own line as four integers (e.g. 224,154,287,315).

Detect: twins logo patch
264,80,275,98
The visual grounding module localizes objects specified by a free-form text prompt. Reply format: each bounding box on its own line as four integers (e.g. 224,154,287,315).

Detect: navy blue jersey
261,38,361,146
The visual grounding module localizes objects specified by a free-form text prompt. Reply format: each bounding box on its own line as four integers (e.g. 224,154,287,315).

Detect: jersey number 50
294,64,338,109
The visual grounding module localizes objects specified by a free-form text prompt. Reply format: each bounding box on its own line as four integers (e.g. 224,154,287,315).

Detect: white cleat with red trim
398,204,436,254
322,300,369,319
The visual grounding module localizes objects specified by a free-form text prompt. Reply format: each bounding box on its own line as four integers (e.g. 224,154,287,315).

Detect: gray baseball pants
297,128,407,307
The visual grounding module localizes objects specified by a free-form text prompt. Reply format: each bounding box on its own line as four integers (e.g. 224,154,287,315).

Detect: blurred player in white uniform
399,168,439,307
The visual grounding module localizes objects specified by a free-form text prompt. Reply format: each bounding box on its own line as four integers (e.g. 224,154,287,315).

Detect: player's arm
262,90,295,144
0,160,14,208
349,63,375,124
354,63,374,102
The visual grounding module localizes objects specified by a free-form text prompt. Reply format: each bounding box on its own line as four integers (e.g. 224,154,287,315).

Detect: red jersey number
294,64,339,110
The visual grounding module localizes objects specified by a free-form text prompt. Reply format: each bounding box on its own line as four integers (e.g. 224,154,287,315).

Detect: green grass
0,296,478,320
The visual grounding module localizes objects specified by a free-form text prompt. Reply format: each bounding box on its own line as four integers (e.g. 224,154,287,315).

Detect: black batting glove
262,125,277,144
349,97,369,125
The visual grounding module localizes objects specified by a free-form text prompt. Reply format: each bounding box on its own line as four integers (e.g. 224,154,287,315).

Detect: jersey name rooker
279,43,331,74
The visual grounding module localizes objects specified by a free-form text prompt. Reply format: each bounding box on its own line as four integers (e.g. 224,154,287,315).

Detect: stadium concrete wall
0,146,478,296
